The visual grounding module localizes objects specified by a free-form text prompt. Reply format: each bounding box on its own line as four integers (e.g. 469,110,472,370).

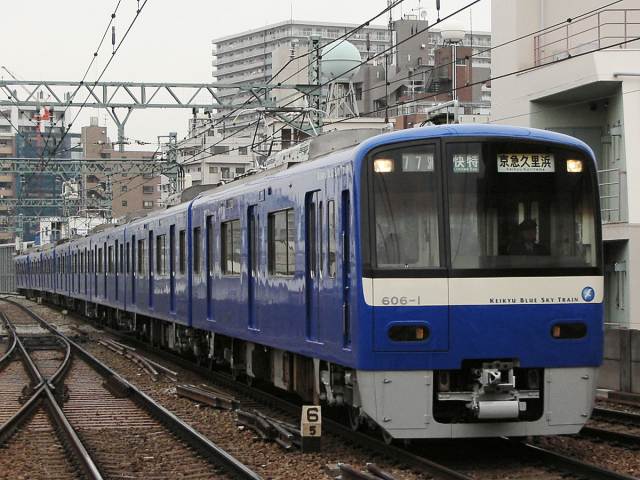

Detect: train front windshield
361,139,601,275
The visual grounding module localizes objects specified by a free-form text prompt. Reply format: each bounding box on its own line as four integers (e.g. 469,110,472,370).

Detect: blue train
15,124,603,439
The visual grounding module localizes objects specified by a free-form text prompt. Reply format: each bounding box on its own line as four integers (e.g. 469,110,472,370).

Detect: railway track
8,297,640,480
0,315,29,426
0,300,263,480
64,310,639,480
0,406,80,480
580,407,640,448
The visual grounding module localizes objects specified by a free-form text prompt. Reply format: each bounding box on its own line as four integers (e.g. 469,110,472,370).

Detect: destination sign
497,153,555,173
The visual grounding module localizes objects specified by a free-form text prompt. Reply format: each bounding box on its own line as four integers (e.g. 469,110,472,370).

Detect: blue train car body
16,125,604,439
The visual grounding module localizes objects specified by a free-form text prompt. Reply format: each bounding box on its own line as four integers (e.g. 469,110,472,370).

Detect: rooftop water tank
320,40,362,83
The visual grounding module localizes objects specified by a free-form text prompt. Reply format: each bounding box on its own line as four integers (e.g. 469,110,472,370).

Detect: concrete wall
600,328,640,394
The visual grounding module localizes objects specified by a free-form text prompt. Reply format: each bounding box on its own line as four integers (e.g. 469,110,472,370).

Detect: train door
148,230,154,309
340,191,352,347
114,240,119,301
205,214,214,321
305,191,321,341
131,235,136,305
169,225,176,313
247,205,258,330
93,245,98,296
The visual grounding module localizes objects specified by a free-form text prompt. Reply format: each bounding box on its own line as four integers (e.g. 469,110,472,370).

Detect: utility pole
384,0,393,124
308,34,323,133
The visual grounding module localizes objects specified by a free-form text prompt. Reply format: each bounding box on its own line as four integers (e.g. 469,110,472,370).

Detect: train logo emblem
581,287,595,302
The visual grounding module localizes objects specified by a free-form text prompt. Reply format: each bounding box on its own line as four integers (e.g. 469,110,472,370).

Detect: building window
121,185,128,192
156,234,166,275
213,145,229,154
137,239,145,274
268,209,295,275
143,200,154,209
236,167,245,175
179,229,186,274
209,166,218,174
143,185,154,194
238,147,248,155
142,173,154,179
221,167,231,179
122,200,128,207
193,226,202,274
221,220,241,274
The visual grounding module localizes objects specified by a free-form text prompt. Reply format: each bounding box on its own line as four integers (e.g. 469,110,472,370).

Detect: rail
534,9,640,66
0,298,263,480
0,311,103,479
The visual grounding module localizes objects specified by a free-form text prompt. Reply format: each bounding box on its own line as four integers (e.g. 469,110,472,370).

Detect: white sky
1,0,491,149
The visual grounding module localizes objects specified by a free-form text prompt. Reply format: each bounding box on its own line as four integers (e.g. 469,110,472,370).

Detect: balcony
534,9,640,66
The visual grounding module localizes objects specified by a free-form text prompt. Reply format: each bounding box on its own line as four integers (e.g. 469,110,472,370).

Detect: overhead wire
299,0,626,117
178,0,482,166
178,0,410,156
26,0,150,190
268,0,407,87
177,3,639,172
37,0,124,164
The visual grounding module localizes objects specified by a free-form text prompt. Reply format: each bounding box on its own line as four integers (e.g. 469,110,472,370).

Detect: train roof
355,124,596,159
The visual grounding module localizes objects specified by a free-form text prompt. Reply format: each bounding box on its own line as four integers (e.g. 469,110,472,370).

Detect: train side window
268,208,296,276
137,239,145,274
250,214,259,274
156,234,166,275
328,200,336,277
179,229,186,274
119,242,124,274
98,248,103,273
221,219,241,275
193,227,202,274
126,242,130,274
108,245,114,274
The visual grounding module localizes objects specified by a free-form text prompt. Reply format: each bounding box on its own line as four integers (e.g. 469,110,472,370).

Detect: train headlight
388,324,429,342
374,158,394,173
566,159,583,173
551,322,587,339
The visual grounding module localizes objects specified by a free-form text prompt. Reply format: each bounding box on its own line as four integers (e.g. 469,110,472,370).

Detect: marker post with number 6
300,405,322,452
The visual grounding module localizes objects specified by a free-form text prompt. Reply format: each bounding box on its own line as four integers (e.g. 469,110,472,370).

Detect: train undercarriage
24,290,597,440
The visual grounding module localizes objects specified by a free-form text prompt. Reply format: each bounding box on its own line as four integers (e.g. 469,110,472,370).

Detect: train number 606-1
381,296,408,306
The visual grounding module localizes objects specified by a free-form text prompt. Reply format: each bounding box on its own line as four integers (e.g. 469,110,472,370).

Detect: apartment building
0,128,15,244
81,118,161,219
177,115,256,187
212,20,391,107
213,16,491,131
491,0,640,391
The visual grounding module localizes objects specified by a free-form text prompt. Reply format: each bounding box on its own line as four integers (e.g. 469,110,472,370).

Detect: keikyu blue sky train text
15,124,604,440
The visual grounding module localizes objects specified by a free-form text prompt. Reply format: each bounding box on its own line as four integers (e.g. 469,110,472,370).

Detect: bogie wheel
347,406,361,432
